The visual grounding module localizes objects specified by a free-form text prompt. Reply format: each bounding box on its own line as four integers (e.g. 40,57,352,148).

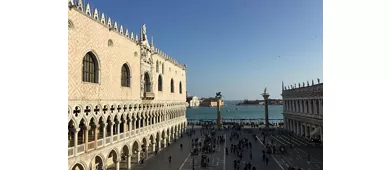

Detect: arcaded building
68,1,187,170
282,80,323,142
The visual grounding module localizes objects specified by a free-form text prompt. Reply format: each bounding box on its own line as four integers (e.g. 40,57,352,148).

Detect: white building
187,96,200,107
68,1,187,170
282,80,323,142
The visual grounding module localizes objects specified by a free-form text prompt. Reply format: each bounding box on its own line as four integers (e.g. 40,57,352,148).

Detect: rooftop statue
264,87,267,94
317,78,320,84
141,24,149,46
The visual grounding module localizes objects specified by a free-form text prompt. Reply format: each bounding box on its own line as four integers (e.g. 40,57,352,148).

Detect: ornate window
179,81,182,94
82,52,99,83
158,75,163,91
144,72,151,92
156,61,159,72
121,64,131,87
170,78,174,93
162,63,165,74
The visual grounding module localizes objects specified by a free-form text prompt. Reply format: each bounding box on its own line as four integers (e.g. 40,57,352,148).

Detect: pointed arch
144,72,151,92
179,81,182,94
158,75,163,91
170,78,174,93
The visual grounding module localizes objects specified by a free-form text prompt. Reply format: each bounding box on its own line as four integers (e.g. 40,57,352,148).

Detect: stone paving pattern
128,127,323,170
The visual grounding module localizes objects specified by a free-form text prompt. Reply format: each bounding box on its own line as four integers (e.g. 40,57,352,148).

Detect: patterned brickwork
68,8,187,101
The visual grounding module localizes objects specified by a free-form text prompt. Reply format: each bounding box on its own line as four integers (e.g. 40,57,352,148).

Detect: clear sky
86,0,323,100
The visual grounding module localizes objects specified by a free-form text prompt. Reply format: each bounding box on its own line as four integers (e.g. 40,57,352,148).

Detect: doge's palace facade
68,1,187,170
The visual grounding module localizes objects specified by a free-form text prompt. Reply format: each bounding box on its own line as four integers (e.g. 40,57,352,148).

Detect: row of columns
70,114,186,155
284,118,323,141
284,98,323,115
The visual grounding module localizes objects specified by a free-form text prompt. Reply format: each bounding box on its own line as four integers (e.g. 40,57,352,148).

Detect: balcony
143,92,155,100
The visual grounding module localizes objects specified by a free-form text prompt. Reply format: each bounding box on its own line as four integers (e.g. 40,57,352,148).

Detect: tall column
163,138,166,148
74,128,80,155
319,99,323,115
216,98,222,128
138,118,141,129
152,143,156,152
313,100,317,114
127,154,132,170
262,89,270,128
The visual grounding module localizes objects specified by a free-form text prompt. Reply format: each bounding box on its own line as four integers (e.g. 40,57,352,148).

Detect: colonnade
284,118,322,141
284,98,323,115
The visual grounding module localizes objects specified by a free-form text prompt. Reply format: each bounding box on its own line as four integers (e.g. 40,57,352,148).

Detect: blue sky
86,0,323,100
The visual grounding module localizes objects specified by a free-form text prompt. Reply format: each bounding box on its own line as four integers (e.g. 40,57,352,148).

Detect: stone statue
216,92,222,98
303,82,305,87
317,78,320,84
141,24,149,45
298,83,301,88
312,80,314,86
307,81,310,86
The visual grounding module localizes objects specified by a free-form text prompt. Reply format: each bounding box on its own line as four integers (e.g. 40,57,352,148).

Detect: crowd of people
165,122,310,170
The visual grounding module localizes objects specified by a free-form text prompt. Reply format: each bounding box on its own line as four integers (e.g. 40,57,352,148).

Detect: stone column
117,121,120,135
313,100,317,114
145,145,149,158
319,99,323,115
305,124,309,138
138,118,141,128
94,125,98,149
110,123,114,143
137,150,141,163
163,138,166,148
262,90,270,128
84,127,89,152
152,143,156,152
74,128,80,154
115,160,120,170
320,126,323,141
157,140,161,151
127,154,132,170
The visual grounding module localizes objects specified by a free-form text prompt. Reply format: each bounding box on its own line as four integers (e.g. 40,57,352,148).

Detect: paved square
130,127,323,170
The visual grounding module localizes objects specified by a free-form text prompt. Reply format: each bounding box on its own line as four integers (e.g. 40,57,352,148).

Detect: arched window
156,61,159,73
179,81,182,94
144,72,151,92
121,64,131,87
158,75,163,91
82,52,98,83
170,78,174,93
162,63,165,74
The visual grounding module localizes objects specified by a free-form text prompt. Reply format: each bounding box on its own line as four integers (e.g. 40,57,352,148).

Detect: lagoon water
186,100,283,120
